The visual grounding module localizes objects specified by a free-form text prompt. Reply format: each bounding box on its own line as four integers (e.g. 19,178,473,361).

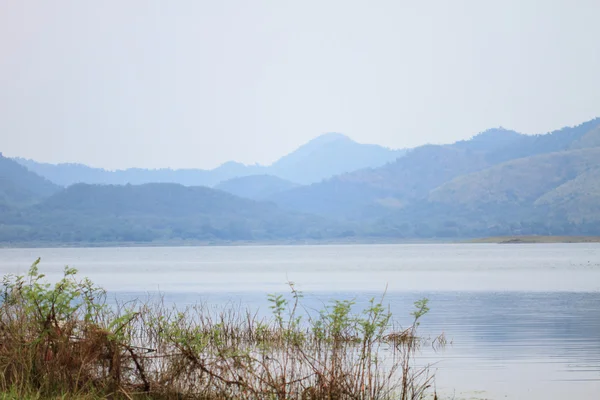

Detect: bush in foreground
0,259,439,399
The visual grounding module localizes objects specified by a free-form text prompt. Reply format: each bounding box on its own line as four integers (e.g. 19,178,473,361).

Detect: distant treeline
1,118,600,244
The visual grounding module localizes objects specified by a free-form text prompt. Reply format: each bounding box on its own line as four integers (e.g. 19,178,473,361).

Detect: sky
0,1,599,170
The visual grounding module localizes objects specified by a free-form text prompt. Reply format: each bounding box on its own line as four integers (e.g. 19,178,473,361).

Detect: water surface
1,244,599,399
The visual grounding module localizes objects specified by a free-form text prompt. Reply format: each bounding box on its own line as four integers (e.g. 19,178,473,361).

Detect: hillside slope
486,118,600,163
534,167,600,222
0,153,61,206
452,128,524,152
270,118,600,219
376,147,600,237
270,145,490,217
429,148,600,207
214,175,298,200
269,133,405,184
0,183,338,243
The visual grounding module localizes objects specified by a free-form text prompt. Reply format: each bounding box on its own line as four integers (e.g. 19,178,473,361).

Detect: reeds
0,259,439,399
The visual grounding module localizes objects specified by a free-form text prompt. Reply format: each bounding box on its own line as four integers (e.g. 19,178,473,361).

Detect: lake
1,243,599,399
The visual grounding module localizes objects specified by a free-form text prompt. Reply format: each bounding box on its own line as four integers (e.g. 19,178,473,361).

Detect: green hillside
486,117,600,163
214,175,298,200
379,147,600,238
0,153,61,206
429,148,600,207
0,177,38,206
3,118,600,244
535,167,600,222
270,145,491,217
271,118,600,220
569,124,600,150
0,183,338,243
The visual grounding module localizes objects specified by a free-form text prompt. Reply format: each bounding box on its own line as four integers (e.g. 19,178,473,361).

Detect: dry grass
0,259,440,399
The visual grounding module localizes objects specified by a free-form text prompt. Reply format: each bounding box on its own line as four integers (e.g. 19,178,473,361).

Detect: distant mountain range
14,132,406,188
268,119,600,219
2,118,600,244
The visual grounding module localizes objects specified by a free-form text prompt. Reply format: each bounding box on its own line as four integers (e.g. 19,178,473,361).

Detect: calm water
1,244,599,399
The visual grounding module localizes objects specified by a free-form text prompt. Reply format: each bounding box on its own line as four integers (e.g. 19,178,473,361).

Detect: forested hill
267,118,600,237
0,183,339,243
214,175,299,200
2,117,600,244
269,118,600,218
0,154,61,206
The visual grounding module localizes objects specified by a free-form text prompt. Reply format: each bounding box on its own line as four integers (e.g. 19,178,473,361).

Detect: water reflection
109,290,600,399
1,244,599,398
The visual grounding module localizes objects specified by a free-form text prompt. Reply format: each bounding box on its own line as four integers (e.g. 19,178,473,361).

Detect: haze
1,0,599,170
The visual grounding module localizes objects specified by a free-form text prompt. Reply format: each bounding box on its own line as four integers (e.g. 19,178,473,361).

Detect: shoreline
1,235,600,249
0,237,458,249
469,236,600,244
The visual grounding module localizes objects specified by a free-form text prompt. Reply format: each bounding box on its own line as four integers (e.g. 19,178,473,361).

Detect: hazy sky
1,1,599,170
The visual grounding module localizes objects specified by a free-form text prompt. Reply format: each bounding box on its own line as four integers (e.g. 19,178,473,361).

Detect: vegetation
470,236,600,244
270,145,491,218
269,119,600,219
486,117,600,163
214,174,299,200
0,260,439,399
0,183,344,243
429,148,600,207
2,118,600,244
0,154,60,207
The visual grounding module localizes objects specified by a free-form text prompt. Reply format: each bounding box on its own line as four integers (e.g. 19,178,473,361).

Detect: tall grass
0,259,439,399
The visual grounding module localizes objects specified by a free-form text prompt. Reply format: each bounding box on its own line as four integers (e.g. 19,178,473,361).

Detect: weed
0,260,439,399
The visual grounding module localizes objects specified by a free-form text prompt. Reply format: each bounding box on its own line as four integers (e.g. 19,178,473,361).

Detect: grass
0,259,441,399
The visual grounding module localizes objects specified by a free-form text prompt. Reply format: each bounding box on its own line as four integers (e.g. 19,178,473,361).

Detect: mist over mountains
15,133,405,188
2,118,600,244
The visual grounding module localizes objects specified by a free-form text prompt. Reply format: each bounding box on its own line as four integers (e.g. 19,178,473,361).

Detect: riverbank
0,237,455,249
470,235,600,244
4,235,600,249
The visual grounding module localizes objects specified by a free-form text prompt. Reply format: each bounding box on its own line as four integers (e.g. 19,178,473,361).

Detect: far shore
470,236,600,244
0,237,453,249
1,235,600,249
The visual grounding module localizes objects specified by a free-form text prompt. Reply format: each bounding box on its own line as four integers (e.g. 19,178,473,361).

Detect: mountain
534,167,600,223
377,147,600,238
13,159,265,188
14,133,405,188
452,128,524,152
214,175,299,200
266,118,600,237
570,123,600,150
486,117,600,163
0,183,341,243
429,147,600,207
0,153,61,206
270,144,490,217
4,117,600,243
267,133,406,184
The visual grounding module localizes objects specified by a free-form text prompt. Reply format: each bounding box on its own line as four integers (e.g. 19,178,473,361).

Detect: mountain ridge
269,117,600,224
0,154,61,206
3,117,600,243
13,133,405,188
